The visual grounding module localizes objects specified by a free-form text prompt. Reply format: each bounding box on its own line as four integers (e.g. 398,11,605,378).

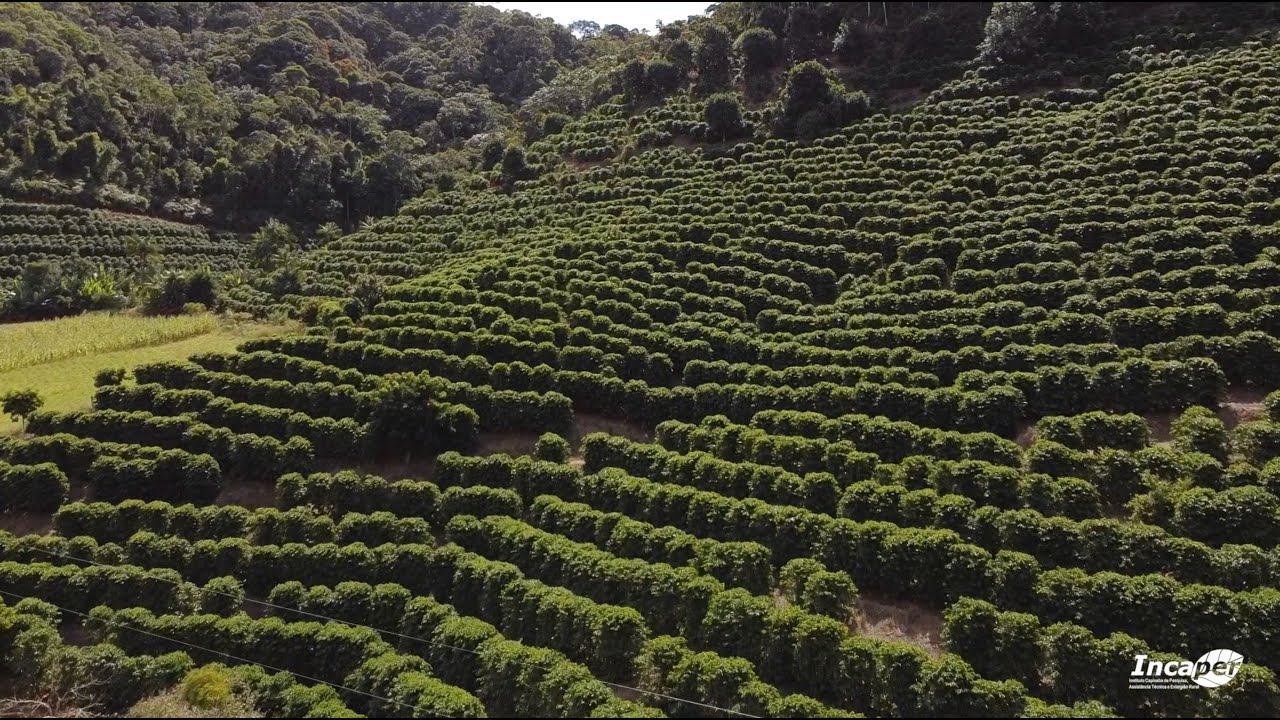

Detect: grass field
0,313,225,372
0,315,296,433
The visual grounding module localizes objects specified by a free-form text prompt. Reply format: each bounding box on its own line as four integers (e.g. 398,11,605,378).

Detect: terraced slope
2,23,1280,720
0,199,248,280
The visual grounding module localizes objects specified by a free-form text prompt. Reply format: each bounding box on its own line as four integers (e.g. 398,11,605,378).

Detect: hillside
2,2,1280,718
0,1,619,228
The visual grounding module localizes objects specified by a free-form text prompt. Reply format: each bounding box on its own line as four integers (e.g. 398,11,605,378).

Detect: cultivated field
0,3,1277,718
0,315,296,432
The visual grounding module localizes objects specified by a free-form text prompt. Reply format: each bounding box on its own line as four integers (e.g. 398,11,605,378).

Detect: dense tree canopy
0,2,641,230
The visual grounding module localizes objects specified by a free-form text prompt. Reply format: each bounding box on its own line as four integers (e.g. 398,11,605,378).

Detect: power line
5,542,762,718
0,588,426,717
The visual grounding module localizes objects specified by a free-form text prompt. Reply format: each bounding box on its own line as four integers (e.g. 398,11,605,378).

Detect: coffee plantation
1,1,1280,717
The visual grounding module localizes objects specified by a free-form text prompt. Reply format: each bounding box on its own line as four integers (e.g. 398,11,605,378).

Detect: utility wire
5,541,762,718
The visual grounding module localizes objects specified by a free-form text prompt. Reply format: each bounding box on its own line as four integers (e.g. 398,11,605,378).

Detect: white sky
480,2,713,33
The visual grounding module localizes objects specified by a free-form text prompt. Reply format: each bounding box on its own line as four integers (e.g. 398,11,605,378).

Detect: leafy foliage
3,4,1280,719
979,2,1105,63
0,3,594,229
1,389,43,431
366,372,479,459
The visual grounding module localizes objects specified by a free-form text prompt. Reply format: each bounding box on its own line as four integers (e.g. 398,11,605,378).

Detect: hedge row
0,433,165,482
1026,438,1267,506
528,494,775,595
584,434,849,514
446,514,716,638
681,358,933,389
837,479,1279,591
375,278,1261,378
689,412,1023,466
1145,331,1280,387
0,531,645,684
94,382,217,416
0,598,204,715
95,384,367,459
2,439,222,506
0,560,195,615
128,362,369,419
954,356,1224,417
92,606,485,717
1234,419,1280,465
867,456,1104,518
943,597,1280,717
221,663,362,718
53,501,437,547
636,635,850,718
433,452,582,501
58,483,526,543
182,349,369,388
360,323,675,386
276,470,441,518
1131,482,1280,548
87,451,222,504
442,513,1057,715
588,432,1105,518
1034,411,1151,450
571,468,1280,670
27,409,312,482
269,334,1032,434
268,581,661,717
238,340,578,434
0,461,68,512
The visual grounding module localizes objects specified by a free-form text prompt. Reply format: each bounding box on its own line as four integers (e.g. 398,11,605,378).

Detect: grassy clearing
0,312,222,372
0,317,296,433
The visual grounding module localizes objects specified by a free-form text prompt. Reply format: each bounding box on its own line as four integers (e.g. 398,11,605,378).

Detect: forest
2,1,1280,717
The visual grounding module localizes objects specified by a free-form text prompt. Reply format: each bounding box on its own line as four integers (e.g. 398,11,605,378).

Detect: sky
480,2,712,33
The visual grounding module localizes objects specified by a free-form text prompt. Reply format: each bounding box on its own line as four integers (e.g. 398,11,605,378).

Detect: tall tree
696,24,733,94
736,27,780,98
704,92,747,142
783,2,826,63
2,389,44,432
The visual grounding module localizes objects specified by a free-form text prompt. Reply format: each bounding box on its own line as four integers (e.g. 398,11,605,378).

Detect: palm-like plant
76,264,127,310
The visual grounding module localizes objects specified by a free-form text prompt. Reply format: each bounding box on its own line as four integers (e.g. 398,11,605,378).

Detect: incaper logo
1129,649,1244,690
1190,649,1245,688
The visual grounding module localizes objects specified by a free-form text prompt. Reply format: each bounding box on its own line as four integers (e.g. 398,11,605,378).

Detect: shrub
534,433,571,463
366,373,477,459
1172,406,1229,462
181,667,236,710
0,462,69,512
94,368,127,387
775,61,870,139
200,576,245,616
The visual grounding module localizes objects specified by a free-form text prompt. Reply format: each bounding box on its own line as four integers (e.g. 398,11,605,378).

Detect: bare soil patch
477,431,540,458
853,594,944,656
885,86,928,112
1146,410,1176,444
571,412,652,450
1220,386,1267,428
216,478,276,509
1145,386,1267,445
1015,423,1037,449
0,512,52,536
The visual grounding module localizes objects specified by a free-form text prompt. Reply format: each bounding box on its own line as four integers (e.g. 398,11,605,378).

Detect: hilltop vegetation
0,1,1158,233
0,1,632,228
3,1,1280,718
9,2,1267,324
